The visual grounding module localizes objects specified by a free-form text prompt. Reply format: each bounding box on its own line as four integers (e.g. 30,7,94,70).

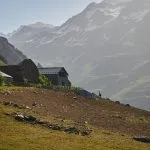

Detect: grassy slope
0,86,149,137
0,104,149,150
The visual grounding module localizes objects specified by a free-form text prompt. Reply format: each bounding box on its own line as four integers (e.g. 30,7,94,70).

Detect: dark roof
0,65,21,69
18,59,34,65
38,67,68,75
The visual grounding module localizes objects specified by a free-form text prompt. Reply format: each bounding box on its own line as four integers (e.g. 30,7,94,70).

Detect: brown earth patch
0,87,150,136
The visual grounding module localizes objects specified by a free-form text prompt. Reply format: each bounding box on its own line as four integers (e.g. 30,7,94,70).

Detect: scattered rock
32,102,38,107
15,114,25,121
33,91,38,94
13,103,19,108
64,127,80,134
133,137,150,143
19,105,27,109
80,130,92,136
3,112,10,116
84,121,88,124
60,119,64,122
112,115,122,119
26,115,39,122
73,97,77,99
49,124,62,131
3,101,12,106
12,113,92,136
75,90,99,99
14,114,39,123
2,101,31,110
37,121,48,125
25,106,31,110
125,104,131,107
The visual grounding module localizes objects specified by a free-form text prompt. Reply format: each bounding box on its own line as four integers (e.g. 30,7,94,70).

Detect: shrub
38,74,51,88
53,85,82,92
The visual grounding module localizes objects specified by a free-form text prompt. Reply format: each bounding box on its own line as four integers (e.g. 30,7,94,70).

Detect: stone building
38,67,71,86
0,59,39,83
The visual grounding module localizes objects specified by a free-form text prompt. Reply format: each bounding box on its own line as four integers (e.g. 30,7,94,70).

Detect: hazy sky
0,0,102,33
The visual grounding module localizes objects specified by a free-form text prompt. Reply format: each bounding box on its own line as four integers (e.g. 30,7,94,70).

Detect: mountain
0,33,6,37
28,22,54,28
0,37,26,64
8,0,150,110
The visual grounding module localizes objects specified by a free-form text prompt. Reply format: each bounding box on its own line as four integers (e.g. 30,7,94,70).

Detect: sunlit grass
0,105,149,150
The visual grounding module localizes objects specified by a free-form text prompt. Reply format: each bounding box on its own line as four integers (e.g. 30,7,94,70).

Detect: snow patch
25,39,34,43
71,52,85,63
104,53,130,59
123,10,150,22
100,6,125,18
132,60,150,71
123,41,135,46
86,6,124,19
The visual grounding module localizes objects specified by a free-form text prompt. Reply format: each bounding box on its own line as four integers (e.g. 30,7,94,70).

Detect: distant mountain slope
0,37,26,64
8,0,150,110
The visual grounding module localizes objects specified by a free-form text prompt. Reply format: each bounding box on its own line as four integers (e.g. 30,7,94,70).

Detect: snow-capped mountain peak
0,32,6,37
8,0,150,111
28,22,54,28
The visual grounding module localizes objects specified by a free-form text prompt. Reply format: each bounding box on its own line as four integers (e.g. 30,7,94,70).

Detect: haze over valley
1,0,150,111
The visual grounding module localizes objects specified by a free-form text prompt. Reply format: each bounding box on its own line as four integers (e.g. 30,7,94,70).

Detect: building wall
44,74,58,85
20,59,39,83
0,66,24,82
41,74,71,86
0,59,39,83
57,75,71,86
38,67,71,86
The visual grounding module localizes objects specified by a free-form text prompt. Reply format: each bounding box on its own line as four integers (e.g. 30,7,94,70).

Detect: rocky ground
0,86,150,137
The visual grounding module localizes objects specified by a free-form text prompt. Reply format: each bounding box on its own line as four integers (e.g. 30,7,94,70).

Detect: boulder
32,102,38,107
133,137,150,143
25,115,39,122
3,101,12,106
125,104,131,107
13,103,19,108
80,130,92,136
15,114,25,121
73,97,77,99
15,114,39,123
64,127,80,135
75,90,98,99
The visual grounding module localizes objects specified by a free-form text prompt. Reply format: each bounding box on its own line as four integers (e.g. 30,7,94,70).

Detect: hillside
8,0,150,111
0,86,150,150
0,86,150,136
0,37,26,65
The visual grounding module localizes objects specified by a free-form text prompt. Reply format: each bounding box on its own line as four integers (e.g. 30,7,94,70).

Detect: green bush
38,74,51,88
53,85,82,92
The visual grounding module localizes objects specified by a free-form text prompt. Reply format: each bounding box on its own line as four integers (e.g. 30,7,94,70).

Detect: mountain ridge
0,37,26,64
8,0,150,110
